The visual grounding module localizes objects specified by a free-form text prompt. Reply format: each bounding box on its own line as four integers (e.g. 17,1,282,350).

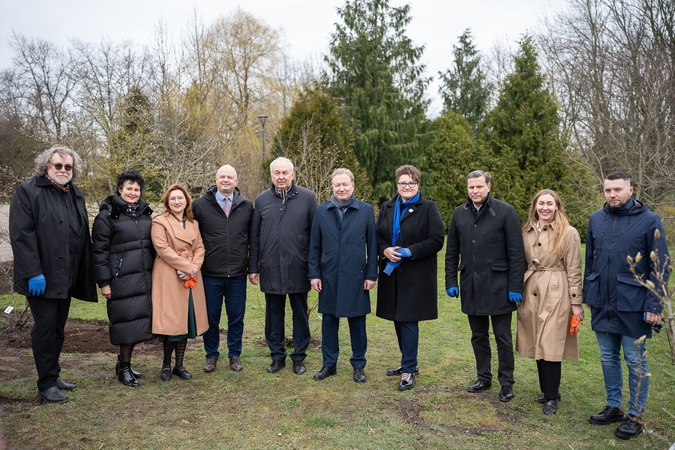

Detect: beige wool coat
151,214,208,337
516,222,583,361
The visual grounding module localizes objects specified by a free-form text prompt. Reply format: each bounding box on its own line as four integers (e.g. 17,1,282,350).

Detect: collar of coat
463,192,496,216
100,193,152,219
157,213,199,245
602,197,646,217
205,185,244,208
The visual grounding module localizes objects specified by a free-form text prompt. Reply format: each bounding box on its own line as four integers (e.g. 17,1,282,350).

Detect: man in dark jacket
308,168,378,383
445,170,525,402
10,145,98,404
193,164,254,373
584,171,669,440
249,157,317,375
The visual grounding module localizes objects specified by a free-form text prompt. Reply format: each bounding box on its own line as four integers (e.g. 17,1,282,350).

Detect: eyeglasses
397,181,418,188
52,163,73,172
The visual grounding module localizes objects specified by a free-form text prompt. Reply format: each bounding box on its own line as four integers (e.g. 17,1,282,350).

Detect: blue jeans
595,331,650,417
202,275,247,359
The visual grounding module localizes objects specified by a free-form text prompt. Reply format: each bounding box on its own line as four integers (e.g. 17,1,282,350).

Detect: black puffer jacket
92,194,154,345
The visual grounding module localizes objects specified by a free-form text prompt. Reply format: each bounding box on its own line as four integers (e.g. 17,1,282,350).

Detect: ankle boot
118,364,139,387
117,355,142,379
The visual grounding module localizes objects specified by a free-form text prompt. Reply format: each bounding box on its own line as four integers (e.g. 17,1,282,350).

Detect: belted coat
445,193,525,316
516,223,582,361
151,214,208,336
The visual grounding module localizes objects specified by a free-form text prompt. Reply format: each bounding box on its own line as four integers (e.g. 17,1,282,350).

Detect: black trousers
27,296,71,391
264,293,310,362
467,312,514,387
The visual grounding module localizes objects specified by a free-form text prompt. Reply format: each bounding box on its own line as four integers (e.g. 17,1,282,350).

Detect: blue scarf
384,192,420,275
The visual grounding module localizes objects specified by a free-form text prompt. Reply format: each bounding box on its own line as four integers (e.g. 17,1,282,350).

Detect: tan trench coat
516,222,583,361
151,214,208,337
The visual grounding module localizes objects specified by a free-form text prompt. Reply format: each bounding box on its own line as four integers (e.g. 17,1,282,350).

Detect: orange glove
570,315,583,335
184,277,197,289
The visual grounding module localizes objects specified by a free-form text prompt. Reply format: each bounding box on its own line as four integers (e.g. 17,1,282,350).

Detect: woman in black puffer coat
92,170,154,387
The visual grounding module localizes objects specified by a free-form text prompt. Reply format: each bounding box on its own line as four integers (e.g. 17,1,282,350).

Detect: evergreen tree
423,111,483,226
438,29,491,132
483,36,571,221
272,87,372,203
325,0,429,203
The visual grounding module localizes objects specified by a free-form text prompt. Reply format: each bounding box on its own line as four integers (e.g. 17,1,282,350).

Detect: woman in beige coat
516,189,584,415
152,184,208,381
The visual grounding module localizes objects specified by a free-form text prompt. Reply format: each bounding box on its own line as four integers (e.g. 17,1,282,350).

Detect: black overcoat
92,194,154,345
445,193,525,316
10,176,97,302
375,195,445,322
248,182,317,294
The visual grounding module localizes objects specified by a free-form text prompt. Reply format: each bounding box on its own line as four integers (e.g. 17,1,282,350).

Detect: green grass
1,243,674,449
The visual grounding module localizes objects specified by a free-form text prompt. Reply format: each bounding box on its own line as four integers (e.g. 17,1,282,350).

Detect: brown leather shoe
230,356,243,372
203,357,217,373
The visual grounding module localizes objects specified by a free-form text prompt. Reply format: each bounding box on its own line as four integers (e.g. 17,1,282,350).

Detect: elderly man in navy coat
445,170,525,403
309,168,378,383
584,171,669,440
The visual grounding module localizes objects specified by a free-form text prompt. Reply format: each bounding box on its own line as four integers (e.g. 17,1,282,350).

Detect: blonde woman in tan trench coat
516,189,584,415
152,184,208,381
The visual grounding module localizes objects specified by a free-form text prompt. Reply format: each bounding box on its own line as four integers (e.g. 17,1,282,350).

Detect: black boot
118,362,139,388
117,354,143,379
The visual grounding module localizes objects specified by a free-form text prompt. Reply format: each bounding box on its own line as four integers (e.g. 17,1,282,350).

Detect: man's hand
364,280,376,290
28,274,46,296
311,279,322,292
508,291,523,303
100,285,112,299
248,273,259,285
446,287,459,298
644,311,662,326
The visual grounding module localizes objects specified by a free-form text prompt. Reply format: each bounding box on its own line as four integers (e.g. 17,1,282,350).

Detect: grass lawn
1,243,674,449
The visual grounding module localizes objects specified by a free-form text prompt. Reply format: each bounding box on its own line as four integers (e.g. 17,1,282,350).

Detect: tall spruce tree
325,0,429,203
483,36,570,221
438,29,491,132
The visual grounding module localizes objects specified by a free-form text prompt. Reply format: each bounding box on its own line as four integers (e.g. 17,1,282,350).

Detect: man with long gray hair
10,145,97,403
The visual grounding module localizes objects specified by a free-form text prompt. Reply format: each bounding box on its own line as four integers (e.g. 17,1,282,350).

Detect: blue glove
446,287,459,298
399,248,412,258
508,290,522,303
28,274,46,296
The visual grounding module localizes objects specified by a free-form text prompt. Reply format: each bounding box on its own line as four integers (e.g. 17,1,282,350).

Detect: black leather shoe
160,363,172,381
55,377,77,391
467,379,492,393
117,355,142,379
615,415,642,439
543,399,558,415
386,365,419,376
535,392,561,404
38,386,68,404
498,386,514,402
313,366,337,381
267,360,286,373
293,361,306,375
172,366,192,380
353,368,366,383
589,405,625,425
118,366,139,387
398,373,415,391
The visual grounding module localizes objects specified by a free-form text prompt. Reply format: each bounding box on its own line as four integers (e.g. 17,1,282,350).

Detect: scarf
330,194,355,223
384,192,420,275
44,172,71,193
126,202,140,219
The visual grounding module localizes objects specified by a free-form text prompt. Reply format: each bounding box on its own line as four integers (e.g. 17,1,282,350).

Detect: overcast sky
0,0,568,116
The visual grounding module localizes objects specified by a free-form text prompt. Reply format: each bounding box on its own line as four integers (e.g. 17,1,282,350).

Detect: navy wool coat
376,195,445,322
308,200,378,317
445,193,525,316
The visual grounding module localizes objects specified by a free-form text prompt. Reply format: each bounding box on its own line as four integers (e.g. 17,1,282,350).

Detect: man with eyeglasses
10,145,98,404
444,170,525,403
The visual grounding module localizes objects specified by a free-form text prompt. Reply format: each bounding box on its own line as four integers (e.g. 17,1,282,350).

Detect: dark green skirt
158,290,197,342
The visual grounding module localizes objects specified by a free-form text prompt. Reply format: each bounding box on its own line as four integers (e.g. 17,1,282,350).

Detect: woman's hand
100,285,112,299
189,266,199,279
383,246,402,262
572,304,584,321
